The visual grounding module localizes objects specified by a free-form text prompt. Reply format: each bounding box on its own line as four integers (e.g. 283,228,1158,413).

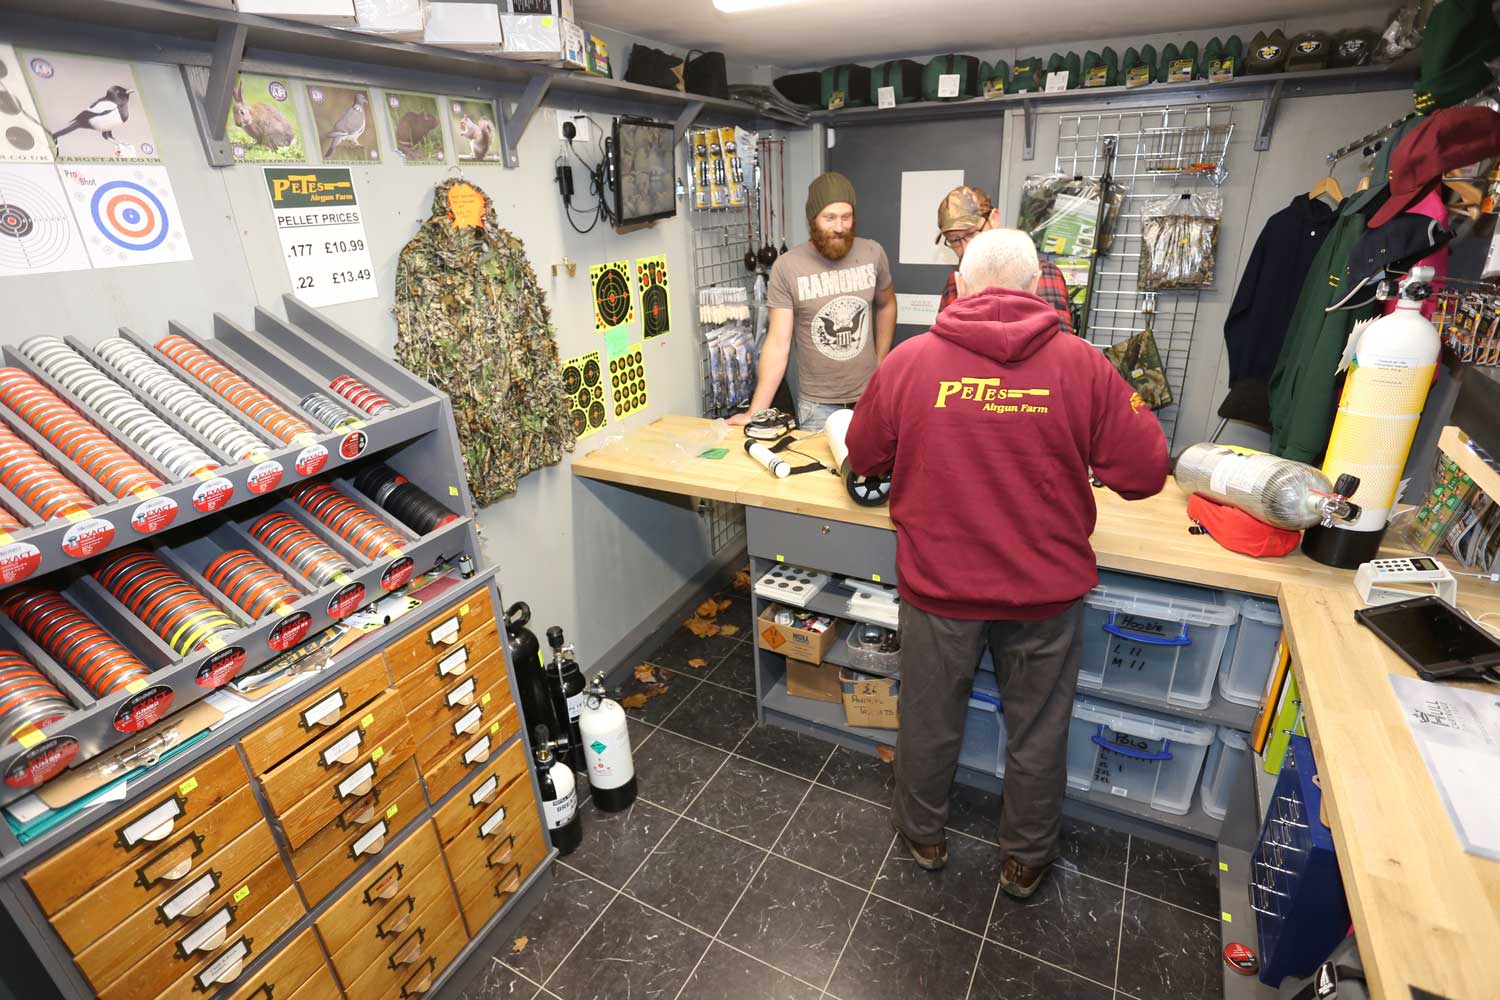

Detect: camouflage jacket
394,179,575,504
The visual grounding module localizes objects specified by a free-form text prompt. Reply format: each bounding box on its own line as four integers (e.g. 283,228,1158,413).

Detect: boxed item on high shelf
585,31,611,76
236,0,357,22
349,0,427,38
786,660,842,703
757,605,837,664
840,670,900,729
507,0,573,16
559,19,588,70
423,2,503,51
500,13,567,60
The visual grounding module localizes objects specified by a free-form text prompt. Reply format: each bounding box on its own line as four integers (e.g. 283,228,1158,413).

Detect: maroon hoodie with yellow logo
845,287,1169,620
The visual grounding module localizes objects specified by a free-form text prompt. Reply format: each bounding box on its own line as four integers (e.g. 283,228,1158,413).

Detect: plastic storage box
1198,726,1251,821
1220,596,1283,707
960,671,1006,776
1079,572,1238,710
1065,696,1216,815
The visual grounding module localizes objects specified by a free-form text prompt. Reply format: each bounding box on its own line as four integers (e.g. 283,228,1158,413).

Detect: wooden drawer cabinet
297,768,427,908
49,786,263,954
242,653,390,774
386,589,496,683
439,780,541,880
432,739,528,846
145,883,303,1000
76,821,278,985
328,854,457,987
225,928,328,1000
290,757,419,877
259,688,408,816
275,725,415,852
422,704,519,802
286,961,340,1000
393,619,502,710
24,747,246,916
315,821,441,956
95,854,292,1000
344,889,463,1000
403,647,506,743
412,675,514,773
454,823,548,936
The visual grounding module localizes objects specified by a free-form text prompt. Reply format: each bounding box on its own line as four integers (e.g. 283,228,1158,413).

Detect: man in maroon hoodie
845,229,1169,897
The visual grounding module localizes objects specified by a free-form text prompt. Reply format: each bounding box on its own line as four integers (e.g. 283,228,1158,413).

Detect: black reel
744,407,797,440
845,468,891,506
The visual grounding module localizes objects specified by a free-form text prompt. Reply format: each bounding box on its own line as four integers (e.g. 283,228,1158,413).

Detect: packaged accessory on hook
1016,173,1127,255
1139,191,1222,290
1104,297,1174,410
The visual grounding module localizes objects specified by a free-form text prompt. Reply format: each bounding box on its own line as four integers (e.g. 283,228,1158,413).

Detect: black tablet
1354,595,1500,680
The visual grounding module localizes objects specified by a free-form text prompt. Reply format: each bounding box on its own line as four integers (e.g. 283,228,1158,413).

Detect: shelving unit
1438,424,1500,505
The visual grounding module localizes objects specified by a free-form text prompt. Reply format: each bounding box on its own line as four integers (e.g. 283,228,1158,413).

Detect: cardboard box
585,32,611,77
757,605,837,664
350,0,427,39
840,670,900,729
424,2,503,51
559,19,587,70
507,0,574,18
237,0,357,22
787,660,842,703
500,13,565,60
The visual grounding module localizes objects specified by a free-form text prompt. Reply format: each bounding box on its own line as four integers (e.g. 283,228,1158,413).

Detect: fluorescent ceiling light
713,0,808,12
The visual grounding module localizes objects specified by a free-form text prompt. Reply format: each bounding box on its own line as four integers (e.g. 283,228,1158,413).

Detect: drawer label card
114,684,175,734
302,690,345,728
463,734,491,766
190,478,233,515
479,805,509,838
445,677,477,708
121,798,183,847
269,610,313,652
437,646,469,677
180,906,234,955
196,938,248,989
61,518,115,558
338,760,377,799
430,617,461,646
470,775,499,807
352,820,388,857
162,872,218,922
453,705,483,736
322,728,364,766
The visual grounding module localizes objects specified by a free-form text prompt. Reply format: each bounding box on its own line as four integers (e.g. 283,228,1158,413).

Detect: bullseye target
635,255,671,338
560,350,608,440
608,344,648,419
90,179,167,250
0,164,89,276
590,259,634,332
61,164,192,269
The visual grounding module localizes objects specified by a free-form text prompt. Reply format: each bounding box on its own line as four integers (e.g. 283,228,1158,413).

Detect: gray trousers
891,600,1084,868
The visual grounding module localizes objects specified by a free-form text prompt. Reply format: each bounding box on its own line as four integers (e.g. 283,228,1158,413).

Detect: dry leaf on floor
684,617,721,638
719,624,739,637
696,599,720,619
716,598,733,613
732,567,751,591
620,694,649,710
876,746,896,764
512,936,529,953
633,663,657,683
643,683,670,697
688,657,707,669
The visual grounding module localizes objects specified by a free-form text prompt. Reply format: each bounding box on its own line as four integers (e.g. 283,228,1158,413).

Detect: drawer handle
300,688,347,730
445,677,477,709
429,616,461,647
1091,726,1174,761
117,795,185,850
469,774,500,807
350,820,388,860
389,926,426,969
484,834,517,869
479,805,509,840
193,935,251,992
177,904,236,958
377,896,416,939
1102,612,1191,646
364,860,405,905
243,984,275,1000
492,863,523,899
337,788,382,831
137,832,205,889
321,726,366,768
336,760,378,800
158,869,222,925
400,958,437,998
452,705,484,737
436,645,470,679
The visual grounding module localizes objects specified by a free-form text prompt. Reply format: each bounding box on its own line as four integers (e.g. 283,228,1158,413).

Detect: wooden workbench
574,416,1500,1000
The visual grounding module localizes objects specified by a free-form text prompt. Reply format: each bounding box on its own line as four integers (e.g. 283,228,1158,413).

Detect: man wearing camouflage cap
937,186,1075,336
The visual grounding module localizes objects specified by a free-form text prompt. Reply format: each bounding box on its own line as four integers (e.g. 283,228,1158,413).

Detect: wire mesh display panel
1054,105,1235,445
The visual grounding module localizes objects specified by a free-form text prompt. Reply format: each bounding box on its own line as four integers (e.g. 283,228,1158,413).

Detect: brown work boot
891,821,947,871
999,857,1050,899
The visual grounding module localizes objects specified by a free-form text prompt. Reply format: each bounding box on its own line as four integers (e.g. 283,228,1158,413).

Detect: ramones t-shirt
767,237,892,404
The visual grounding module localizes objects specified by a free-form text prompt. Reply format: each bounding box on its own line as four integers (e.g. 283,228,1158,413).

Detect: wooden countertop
574,416,1500,999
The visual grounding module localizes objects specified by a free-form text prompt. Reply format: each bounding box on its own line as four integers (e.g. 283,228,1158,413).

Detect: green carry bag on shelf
869,59,923,104
922,54,981,100
1225,35,1245,74
1162,40,1197,81
820,63,872,109
1082,47,1119,87
1010,56,1044,93
1044,51,1082,89
1201,37,1228,81
980,60,1010,97
1156,43,1178,83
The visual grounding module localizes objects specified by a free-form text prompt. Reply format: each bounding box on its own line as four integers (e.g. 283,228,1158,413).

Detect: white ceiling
575,0,1384,68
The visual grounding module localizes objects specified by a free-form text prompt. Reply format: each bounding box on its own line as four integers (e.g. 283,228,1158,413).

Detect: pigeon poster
446,98,500,163
384,92,445,164
0,45,54,163
228,74,307,163
21,52,158,162
308,84,378,163
58,163,192,269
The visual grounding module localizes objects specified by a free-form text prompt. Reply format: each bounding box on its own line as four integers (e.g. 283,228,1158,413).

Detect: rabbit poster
227,74,307,163
447,98,500,163
385,92,445,165
21,51,159,162
308,84,379,164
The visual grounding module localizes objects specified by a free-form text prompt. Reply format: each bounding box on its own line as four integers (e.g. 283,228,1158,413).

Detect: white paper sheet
895,292,940,329
1389,673,1500,859
898,169,963,266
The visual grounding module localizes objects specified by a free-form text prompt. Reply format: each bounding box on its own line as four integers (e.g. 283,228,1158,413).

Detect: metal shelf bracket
1254,80,1284,151
498,75,551,168
674,100,706,144
181,21,247,167
1021,99,1038,160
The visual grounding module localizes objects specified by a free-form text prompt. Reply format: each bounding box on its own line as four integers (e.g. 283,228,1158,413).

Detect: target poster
307,84,379,163
591,259,634,333
21,52,159,162
0,45,54,163
607,343,649,419
635,255,671,338
560,350,608,440
58,164,192,269
385,92,445,164
263,167,377,307
0,163,90,277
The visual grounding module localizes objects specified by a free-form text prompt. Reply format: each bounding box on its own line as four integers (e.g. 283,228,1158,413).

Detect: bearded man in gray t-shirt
728,172,897,432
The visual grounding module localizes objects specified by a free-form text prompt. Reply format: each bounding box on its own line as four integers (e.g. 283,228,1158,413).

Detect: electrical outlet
556,111,592,143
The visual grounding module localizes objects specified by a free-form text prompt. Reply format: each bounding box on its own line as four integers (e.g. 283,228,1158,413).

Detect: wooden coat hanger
1308,174,1344,204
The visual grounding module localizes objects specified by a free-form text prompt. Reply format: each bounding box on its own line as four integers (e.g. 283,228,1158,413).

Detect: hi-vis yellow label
233,885,251,904
179,776,199,797
934,378,1051,413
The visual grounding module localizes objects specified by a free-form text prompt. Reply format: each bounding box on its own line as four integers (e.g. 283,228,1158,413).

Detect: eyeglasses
942,220,989,249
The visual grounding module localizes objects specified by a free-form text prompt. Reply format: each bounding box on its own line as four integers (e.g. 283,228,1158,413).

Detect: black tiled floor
645,624,744,673
704,641,756,694
658,681,757,750
817,745,895,804
544,894,709,1000
735,722,835,779
826,897,983,1000
711,591,754,632
1116,892,1223,1000
447,958,541,1000
775,784,894,886
616,665,701,725
970,943,1114,1000
1125,839,1220,916
1057,816,1132,885
987,865,1123,988
679,941,822,1000
686,754,810,848
631,728,728,813
563,799,675,888
499,864,616,986
874,829,1001,934
626,819,765,929
718,854,868,987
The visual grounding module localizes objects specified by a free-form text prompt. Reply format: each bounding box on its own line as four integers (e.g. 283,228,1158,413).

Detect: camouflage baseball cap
935,186,993,242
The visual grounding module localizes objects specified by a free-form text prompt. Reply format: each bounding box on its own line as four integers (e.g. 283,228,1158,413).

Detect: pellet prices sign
263,168,378,307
